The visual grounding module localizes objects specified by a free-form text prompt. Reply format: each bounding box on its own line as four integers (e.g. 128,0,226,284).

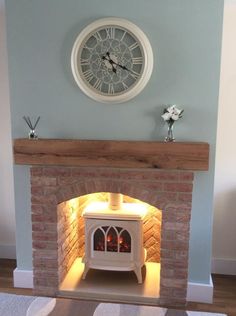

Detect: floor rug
0,293,227,316
48,299,227,316
0,293,56,316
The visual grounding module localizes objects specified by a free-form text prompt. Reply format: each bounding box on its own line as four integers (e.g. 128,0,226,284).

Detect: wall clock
71,17,153,103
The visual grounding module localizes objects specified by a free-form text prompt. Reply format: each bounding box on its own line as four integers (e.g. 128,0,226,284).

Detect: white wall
212,1,236,275
0,0,16,259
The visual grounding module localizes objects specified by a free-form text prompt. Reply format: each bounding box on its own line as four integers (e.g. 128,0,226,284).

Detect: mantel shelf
13,138,209,171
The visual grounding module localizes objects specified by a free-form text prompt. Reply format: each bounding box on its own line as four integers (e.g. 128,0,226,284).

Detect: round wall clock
71,17,153,103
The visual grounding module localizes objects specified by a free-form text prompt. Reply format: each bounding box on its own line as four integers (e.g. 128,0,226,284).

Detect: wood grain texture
13,138,209,170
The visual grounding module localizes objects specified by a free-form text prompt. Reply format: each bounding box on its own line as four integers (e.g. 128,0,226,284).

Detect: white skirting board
13,268,33,288
212,258,236,275
187,276,213,303
0,245,16,259
13,268,213,303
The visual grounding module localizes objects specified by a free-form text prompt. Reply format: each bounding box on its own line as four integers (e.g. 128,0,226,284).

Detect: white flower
173,107,182,115
162,104,183,122
166,105,176,114
171,113,179,120
161,112,172,121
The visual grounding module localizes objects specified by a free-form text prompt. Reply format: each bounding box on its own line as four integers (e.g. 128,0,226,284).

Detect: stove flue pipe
108,193,123,210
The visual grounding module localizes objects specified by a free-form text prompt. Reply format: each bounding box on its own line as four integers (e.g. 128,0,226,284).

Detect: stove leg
82,264,89,280
134,266,142,284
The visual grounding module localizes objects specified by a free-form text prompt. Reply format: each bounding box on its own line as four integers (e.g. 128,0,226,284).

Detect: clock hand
102,52,130,72
116,64,130,71
102,54,117,73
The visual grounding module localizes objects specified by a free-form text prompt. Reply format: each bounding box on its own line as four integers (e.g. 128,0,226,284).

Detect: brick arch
55,178,175,212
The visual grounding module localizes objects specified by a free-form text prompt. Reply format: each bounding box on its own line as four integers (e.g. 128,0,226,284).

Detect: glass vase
28,129,38,139
165,121,175,142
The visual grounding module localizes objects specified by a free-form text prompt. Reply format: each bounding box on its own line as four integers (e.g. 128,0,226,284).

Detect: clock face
71,18,153,103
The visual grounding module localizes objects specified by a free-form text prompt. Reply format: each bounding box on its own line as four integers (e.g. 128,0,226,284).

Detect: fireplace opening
57,192,162,303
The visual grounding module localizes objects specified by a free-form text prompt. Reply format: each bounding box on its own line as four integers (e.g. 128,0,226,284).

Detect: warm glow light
68,198,78,221
119,237,123,244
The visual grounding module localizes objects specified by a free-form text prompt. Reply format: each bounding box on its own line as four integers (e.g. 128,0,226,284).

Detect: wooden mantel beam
13,138,209,171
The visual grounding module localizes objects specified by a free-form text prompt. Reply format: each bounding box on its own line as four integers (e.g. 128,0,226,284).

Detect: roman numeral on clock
106,27,115,39
130,70,140,80
83,69,94,82
122,82,129,90
132,57,143,65
129,41,139,51
80,58,90,66
93,79,102,91
93,31,103,42
108,83,115,94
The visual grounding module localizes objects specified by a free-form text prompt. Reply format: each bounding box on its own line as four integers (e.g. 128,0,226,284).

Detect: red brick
153,171,180,181
32,223,57,232
164,183,193,193
57,186,77,202
31,204,44,215
31,194,57,205
43,167,72,177
34,270,58,278
146,182,163,191
178,193,193,202
161,240,189,251
172,288,187,298
32,231,57,241
33,249,58,259
173,269,188,279
31,186,44,195
30,167,43,176
179,172,194,182
32,213,57,223
33,241,57,250
175,250,188,260
33,258,58,269
160,287,173,297
161,230,175,241
161,268,175,278
31,176,57,186
34,276,58,287
163,222,189,231
58,177,76,186
156,192,178,202
33,286,57,297
70,167,98,178
162,212,191,223
98,169,121,179
161,277,187,289
161,259,188,269
44,187,58,195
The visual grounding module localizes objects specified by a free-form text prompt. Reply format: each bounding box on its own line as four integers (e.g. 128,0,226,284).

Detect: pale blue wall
5,0,224,282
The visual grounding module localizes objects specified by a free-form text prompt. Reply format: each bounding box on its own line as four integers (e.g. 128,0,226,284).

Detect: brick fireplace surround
31,166,193,306
13,138,209,306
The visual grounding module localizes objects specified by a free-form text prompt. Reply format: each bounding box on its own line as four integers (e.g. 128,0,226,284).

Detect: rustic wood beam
13,138,209,171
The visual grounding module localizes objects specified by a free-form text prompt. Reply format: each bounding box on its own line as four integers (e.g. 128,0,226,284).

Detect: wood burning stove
82,193,147,283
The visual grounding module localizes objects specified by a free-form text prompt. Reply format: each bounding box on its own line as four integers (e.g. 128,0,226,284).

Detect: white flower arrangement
161,105,184,123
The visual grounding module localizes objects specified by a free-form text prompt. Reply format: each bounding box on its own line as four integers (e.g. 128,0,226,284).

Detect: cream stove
82,193,147,283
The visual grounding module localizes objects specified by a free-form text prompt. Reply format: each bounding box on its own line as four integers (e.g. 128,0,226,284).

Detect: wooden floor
0,259,236,316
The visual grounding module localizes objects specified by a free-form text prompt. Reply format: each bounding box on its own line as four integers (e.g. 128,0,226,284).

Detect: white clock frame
71,17,154,103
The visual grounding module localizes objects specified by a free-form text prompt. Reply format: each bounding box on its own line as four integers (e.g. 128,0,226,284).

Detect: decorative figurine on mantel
161,105,184,142
23,116,40,139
